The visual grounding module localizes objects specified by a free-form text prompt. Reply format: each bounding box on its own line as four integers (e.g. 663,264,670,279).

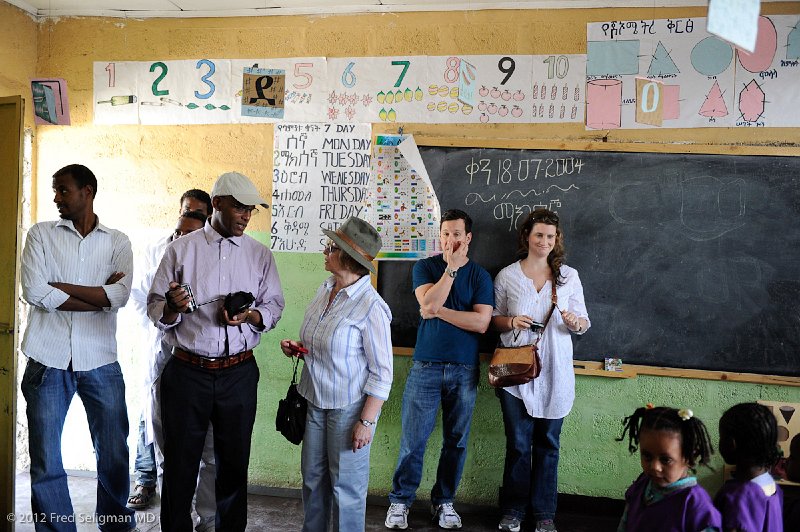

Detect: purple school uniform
714,477,783,532
623,474,722,531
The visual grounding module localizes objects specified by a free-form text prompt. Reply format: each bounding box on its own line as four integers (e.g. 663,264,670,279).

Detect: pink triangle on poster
699,80,728,118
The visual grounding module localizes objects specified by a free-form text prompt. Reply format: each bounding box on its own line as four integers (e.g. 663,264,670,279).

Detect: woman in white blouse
491,209,590,532
280,217,393,532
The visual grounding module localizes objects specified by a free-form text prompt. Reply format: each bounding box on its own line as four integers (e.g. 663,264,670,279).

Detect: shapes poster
733,16,800,127
586,15,800,129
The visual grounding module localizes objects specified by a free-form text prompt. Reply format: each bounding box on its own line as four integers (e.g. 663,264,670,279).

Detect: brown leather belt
172,347,254,370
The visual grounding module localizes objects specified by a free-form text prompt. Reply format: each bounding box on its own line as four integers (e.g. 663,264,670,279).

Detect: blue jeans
134,416,157,487
21,359,134,532
497,389,564,522
389,361,478,507
301,397,374,532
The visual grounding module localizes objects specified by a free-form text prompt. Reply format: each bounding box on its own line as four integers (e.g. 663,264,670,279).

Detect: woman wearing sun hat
280,216,393,532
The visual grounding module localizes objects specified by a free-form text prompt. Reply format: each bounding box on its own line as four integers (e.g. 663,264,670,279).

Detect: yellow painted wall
31,4,800,228
14,1,800,505
0,2,37,131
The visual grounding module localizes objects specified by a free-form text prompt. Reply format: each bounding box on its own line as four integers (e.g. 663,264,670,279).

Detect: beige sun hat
211,172,269,208
322,217,382,274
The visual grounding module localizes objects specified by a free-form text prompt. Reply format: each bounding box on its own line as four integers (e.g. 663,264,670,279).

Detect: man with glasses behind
128,192,212,519
147,172,285,532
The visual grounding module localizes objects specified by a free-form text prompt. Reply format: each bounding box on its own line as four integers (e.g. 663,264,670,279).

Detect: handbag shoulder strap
533,281,559,346
541,281,558,328
291,356,302,385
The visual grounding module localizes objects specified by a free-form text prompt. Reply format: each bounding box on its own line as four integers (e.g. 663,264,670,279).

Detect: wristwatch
445,266,458,279
360,418,376,427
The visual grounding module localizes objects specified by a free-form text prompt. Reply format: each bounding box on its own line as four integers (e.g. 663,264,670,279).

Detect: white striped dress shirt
20,218,133,371
297,275,393,409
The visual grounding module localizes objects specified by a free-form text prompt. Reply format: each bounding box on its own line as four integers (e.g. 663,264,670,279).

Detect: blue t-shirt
412,255,494,365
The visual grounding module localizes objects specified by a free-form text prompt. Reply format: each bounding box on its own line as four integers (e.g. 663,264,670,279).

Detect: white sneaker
535,519,558,532
432,502,462,529
385,502,409,529
498,515,521,532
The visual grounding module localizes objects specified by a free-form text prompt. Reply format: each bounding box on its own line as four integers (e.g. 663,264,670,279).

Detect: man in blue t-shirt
385,209,494,530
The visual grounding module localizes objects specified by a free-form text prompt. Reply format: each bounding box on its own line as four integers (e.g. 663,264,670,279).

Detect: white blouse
492,261,590,419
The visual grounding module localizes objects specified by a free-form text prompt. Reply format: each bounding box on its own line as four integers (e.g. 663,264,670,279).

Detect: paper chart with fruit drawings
364,135,441,260
586,14,800,129
325,56,428,124
424,55,586,124
93,55,585,126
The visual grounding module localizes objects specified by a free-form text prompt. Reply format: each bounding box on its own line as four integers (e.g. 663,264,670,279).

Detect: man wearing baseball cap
147,171,285,532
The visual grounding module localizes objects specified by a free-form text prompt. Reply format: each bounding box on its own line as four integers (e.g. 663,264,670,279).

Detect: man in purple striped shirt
147,172,285,532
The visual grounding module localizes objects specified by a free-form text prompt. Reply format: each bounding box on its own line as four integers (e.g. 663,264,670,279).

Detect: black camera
224,291,255,317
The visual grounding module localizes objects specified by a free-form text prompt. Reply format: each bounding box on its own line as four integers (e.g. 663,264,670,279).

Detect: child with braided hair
617,405,721,532
714,402,783,532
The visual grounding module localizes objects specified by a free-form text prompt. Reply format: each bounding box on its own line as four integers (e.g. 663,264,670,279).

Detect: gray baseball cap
211,172,269,208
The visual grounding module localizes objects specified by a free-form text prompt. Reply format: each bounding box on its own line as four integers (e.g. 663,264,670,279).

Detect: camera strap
223,325,250,358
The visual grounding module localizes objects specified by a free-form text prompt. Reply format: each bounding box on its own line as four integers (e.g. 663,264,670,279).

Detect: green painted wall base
248,248,800,504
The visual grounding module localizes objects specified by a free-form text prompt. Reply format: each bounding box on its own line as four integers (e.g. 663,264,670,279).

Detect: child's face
639,429,690,487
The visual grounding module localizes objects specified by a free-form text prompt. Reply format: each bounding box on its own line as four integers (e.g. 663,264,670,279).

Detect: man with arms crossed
20,163,135,531
386,209,493,530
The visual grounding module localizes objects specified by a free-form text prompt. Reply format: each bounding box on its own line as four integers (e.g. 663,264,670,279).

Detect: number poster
272,122,372,253
587,14,800,129
364,135,441,260
93,55,585,126
94,58,326,125
93,19,800,128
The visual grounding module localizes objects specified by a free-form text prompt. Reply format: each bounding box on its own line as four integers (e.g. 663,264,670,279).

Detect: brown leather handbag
488,282,557,388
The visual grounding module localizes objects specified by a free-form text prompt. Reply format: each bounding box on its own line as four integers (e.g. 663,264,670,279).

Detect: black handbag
275,356,307,445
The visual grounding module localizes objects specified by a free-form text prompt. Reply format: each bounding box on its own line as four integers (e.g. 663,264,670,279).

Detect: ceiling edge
28,1,722,21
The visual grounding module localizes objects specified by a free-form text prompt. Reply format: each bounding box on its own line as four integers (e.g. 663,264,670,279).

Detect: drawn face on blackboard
527,223,557,258
638,429,690,487
440,219,472,252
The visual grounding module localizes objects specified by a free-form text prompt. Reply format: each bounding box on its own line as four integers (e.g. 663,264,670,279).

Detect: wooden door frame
0,95,24,530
